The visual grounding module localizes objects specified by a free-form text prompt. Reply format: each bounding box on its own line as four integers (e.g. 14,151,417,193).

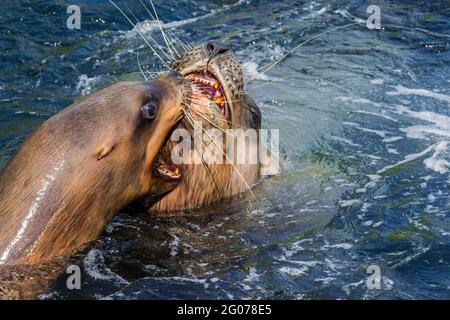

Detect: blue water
1,0,450,299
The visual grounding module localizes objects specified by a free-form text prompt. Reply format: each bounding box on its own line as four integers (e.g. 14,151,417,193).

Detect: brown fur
148,45,262,213
0,73,189,265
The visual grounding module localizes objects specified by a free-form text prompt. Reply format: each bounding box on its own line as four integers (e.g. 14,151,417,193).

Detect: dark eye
141,102,158,122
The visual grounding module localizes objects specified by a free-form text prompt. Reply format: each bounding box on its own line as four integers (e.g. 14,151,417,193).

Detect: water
1,0,449,299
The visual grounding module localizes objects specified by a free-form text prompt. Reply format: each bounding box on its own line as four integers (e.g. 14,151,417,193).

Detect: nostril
206,42,215,53
205,41,230,57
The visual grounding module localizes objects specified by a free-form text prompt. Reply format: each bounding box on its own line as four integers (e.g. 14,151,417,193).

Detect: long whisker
168,31,190,53
248,22,361,82
186,106,235,137
164,31,182,59
184,112,256,199
183,113,222,194
141,0,188,58
184,97,249,128
124,3,175,63
109,0,172,69
168,33,190,57
247,74,354,94
139,0,156,20
246,75,294,91
136,51,149,80
148,0,179,60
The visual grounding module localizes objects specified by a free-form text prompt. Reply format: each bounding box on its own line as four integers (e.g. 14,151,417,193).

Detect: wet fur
149,47,262,213
0,77,187,265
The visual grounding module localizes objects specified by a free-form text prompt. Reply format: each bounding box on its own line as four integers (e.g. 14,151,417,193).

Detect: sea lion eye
141,102,158,122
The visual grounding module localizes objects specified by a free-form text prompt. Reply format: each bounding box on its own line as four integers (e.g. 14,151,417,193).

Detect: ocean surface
0,0,449,299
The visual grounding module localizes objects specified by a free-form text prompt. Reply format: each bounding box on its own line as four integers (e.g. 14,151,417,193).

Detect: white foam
279,266,309,277
353,110,398,122
370,78,385,85
335,96,381,107
334,9,365,24
377,144,436,174
372,221,383,228
387,85,450,105
315,6,327,15
132,0,247,33
322,243,353,250
396,105,450,139
243,267,261,283
241,44,284,81
423,142,450,174
76,74,100,96
387,105,450,174
342,280,364,295
383,136,402,143
343,121,389,138
314,277,336,284
387,147,399,155
242,61,272,81
134,16,209,33
83,249,129,285
329,136,361,147
339,199,360,207
170,235,181,257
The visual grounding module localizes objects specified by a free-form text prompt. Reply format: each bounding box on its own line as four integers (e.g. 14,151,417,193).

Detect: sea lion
0,72,190,265
147,41,277,213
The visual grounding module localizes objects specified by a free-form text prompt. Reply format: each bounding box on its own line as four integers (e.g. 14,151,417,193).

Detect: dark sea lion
0,72,190,265
147,42,278,214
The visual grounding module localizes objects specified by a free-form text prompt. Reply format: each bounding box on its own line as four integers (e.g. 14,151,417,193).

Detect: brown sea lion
0,72,190,265
147,41,277,214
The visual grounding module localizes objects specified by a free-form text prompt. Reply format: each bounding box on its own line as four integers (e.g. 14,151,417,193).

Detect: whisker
245,75,296,91
167,33,190,58
247,74,354,94
109,0,172,69
184,98,248,128
124,3,175,63
139,0,156,20
247,22,361,82
184,112,256,199
148,0,179,60
182,114,222,194
186,106,235,137
136,51,149,80
168,31,190,53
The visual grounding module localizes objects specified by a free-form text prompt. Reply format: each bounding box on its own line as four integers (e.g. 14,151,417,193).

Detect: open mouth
186,71,230,121
156,158,180,179
154,137,181,180
152,71,230,181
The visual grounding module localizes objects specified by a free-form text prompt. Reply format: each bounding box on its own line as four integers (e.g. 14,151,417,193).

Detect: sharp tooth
214,97,224,106
213,82,219,90
174,168,179,176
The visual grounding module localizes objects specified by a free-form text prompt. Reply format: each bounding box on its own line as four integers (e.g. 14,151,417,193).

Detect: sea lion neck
0,77,189,265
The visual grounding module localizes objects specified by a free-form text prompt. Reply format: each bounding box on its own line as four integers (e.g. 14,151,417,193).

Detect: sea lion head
0,72,191,265
147,42,262,213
